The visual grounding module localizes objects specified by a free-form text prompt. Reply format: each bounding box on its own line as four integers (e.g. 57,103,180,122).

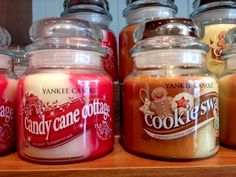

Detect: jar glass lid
61,5,112,21
131,18,209,55
62,0,111,19
0,27,11,48
190,0,236,18
123,0,177,17
193,0,236,9
64,0,109,11
0,27,14,57
26,17,106,55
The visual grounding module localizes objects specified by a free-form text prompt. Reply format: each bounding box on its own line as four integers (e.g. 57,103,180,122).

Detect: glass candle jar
190,0,236,76
17,18,114,163
0,27,17,155
62,0,120,134
219,27,236,148
123,18,219,159
62,0,118,81
10,46,28,78
119,0,177,82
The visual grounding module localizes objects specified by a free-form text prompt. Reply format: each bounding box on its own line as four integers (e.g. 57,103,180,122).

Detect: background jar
17,18,114,163
0,27,17,155
62,0,118,81
61,0,120,134
190,0,236,76
219,27,236,148
123,18,219,159
10,46,28,78
119,0,177,83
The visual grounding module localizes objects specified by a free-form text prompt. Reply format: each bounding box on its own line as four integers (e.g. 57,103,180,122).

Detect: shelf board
1,137,236,177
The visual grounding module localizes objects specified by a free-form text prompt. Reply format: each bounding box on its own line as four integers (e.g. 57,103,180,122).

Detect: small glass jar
219,27,236,148
123,18,219,159
0,27,17,155
10,46,28,78
17,18,114,163
62,0,118,81
190,0,236,76
119,0,177,82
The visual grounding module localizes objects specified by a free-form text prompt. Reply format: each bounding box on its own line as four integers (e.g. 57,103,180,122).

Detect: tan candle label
139,87,219,140
203,24,236,75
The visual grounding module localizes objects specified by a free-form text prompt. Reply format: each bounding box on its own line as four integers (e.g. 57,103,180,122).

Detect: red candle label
18,72,114,158
101,30,118,80
23,92,112,148
0,100,15,143
139,87,219,140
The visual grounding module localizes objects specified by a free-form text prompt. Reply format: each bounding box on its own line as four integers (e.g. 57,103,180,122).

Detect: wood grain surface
0,137,236,177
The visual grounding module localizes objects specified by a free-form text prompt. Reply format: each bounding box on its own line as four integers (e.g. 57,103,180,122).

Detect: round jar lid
0,27,14,57
131,18,209,55
0,27,11,48
61,6,112,21
26,17,106,55
62,0,112,23
123,0,177,17
193,0,236,9
64,0,109,11
190,0,236,19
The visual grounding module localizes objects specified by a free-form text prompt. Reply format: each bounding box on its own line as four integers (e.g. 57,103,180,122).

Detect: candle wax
124,75,219,159
219,74,236,147
17,71,114,162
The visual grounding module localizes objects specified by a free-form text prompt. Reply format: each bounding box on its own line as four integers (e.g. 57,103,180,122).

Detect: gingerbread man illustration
149,87,173,119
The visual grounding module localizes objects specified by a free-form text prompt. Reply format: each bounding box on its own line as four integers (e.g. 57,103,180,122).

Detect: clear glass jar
10,46,28,78
17,18,114,163
0,27,17,155
61,0,120,134
62,0,118,81
190,0,236,76
119,0,177,82
219,27,236,148
123,18,219,159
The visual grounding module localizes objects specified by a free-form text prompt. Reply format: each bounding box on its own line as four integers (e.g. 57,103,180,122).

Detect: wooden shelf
1,137,236,177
